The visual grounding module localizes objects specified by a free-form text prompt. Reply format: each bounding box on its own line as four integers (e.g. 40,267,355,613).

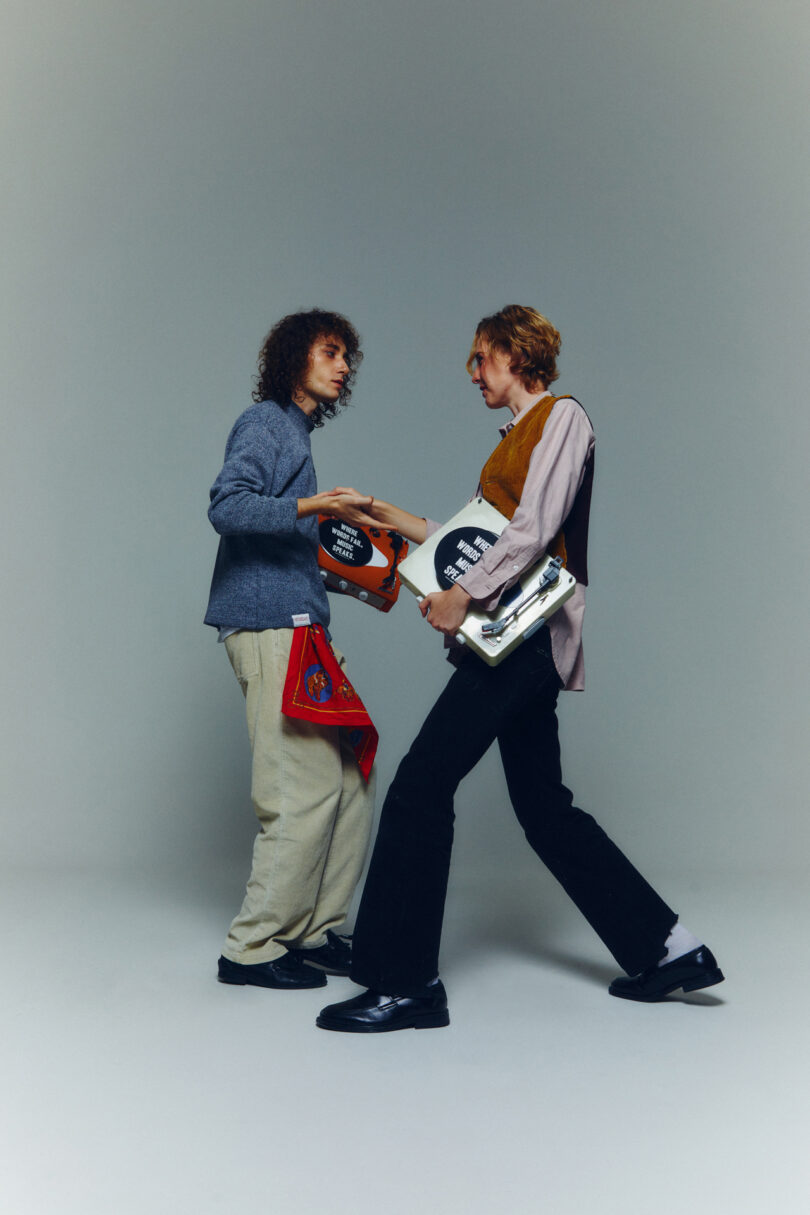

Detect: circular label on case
433,526,499,590
319,519,373,567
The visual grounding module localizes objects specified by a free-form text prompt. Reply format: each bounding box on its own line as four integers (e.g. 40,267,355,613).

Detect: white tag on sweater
292,614,311,627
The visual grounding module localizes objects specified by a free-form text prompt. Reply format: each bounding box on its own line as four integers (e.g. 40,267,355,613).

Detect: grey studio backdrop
3,0,808,906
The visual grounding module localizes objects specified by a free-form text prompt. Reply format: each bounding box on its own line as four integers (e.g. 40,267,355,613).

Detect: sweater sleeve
208,418,300,537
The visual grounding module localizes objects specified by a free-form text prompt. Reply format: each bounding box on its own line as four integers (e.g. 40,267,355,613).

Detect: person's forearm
366,499,428,544
297,492,342,519
209,489,298,537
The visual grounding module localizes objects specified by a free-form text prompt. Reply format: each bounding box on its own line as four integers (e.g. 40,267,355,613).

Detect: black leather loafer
288,930,352,976
316,982,450,1032
218,952,327,989
609,945,725,1002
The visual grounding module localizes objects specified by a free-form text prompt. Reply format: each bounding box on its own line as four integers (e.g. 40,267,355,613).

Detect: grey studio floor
3,862,807,1215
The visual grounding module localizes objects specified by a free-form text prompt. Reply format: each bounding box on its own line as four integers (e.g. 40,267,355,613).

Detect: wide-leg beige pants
221,628,375,965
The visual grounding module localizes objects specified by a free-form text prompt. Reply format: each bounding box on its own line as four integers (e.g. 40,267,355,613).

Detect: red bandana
281,624,377,782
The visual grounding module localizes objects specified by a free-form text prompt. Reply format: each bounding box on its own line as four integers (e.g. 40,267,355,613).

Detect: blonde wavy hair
466,305,561,389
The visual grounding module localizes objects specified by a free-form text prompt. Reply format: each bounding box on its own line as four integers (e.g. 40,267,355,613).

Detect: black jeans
351,628,677,995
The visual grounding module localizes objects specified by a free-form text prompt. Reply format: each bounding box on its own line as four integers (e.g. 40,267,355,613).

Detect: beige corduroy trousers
221,628,375,965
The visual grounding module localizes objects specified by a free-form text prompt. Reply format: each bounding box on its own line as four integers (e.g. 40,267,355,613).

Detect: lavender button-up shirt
425,394,595,690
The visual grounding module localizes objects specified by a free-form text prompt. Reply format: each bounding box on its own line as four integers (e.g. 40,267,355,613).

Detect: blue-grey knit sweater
204,400,330,630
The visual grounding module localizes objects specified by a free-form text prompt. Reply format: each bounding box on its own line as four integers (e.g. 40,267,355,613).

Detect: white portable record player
398,498,576,666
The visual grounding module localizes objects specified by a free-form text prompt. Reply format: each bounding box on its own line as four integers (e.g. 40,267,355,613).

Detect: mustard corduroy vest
479,394,570,565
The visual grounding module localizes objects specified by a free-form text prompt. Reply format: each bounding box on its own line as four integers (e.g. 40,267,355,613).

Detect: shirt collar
497,391,551,438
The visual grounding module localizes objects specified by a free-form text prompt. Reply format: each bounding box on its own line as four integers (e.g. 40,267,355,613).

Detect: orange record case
317,517,409,612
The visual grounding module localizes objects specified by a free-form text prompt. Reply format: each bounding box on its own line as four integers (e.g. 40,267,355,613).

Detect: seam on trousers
240,628,287,953
259,628,288,951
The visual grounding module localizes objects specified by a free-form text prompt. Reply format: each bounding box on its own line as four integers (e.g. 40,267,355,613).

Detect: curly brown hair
466,305,561,390
252,309,363,427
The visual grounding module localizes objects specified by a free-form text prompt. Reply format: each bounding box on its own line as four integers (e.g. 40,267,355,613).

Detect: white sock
658,922,702,966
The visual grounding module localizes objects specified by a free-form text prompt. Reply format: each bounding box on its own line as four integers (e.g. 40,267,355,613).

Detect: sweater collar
283,399,317,432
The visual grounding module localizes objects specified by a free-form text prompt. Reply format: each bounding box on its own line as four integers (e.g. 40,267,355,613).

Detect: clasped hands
320,489,472,636
318,486,378,527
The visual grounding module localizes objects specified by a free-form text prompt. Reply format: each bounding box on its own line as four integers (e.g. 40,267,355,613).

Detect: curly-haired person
205,309,378,991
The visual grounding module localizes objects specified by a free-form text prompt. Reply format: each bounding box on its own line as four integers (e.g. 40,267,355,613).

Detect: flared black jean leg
351,635,563,995
349,760,456,995
498,697,677,975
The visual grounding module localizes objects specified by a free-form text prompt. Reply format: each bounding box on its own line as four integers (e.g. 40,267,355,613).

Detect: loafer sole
316,1010,450,1033
299,959,351,976
218,967,326,990
609,967,725,1002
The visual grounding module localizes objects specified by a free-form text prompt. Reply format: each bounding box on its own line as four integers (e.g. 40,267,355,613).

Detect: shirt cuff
455,563,506,610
